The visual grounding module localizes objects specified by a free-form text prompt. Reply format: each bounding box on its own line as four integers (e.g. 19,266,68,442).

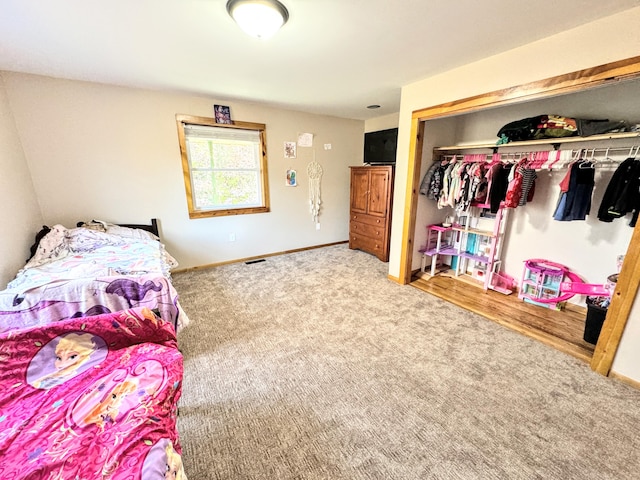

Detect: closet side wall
413,117,458,258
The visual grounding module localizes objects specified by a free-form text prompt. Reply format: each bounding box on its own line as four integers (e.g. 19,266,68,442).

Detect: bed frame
75,218,159,237
118,218,159,237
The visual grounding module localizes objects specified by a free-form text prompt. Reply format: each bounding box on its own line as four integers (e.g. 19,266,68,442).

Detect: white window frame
176,114,270,219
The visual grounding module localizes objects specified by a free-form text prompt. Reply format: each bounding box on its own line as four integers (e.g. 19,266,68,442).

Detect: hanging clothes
598,157,640,226
419,161,441,197
453,162,471,211
420,161,447,200
473,166,489,203
489,164,510,213
437,162,456,209
552,164,573,220
466,163,486,206
518,161,537,206
553,161,595,221
504,160,527,208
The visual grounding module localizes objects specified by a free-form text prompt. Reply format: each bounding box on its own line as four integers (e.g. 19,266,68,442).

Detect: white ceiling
2,0,639,120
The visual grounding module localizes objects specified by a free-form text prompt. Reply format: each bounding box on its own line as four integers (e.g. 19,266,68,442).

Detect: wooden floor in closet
410,273,595,363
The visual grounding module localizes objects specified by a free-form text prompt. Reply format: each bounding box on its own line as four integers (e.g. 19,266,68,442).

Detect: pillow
66,227,130,252
105,225,159,242
77,219,159,242
24,224,69,268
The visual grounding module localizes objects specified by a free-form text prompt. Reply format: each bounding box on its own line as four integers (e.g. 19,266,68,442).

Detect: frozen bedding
0,274,187,334
0,307,186,479
9,224,177,292
0,223,189,331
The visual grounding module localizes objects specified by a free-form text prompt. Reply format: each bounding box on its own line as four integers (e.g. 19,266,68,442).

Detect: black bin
584,296,608,344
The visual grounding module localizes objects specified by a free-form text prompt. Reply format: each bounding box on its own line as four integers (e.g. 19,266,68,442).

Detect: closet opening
397,56,640,377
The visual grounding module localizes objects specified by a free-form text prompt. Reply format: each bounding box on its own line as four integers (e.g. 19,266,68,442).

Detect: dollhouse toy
519,259,568,310
420,203,510,292
519,258,610,310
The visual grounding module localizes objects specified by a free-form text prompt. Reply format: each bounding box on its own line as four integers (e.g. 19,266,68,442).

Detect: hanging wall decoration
307,160,323,223
284,141,296,159
286,169,297,187
298,132,313,148
213,105,232,124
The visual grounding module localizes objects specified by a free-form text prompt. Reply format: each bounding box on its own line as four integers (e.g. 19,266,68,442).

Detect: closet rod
438,145,640,165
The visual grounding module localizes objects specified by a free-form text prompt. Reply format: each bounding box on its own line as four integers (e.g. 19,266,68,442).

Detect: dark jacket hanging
598,158,640,226
554,162,595,221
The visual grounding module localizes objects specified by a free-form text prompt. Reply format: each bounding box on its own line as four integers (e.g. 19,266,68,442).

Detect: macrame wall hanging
307,160,323,223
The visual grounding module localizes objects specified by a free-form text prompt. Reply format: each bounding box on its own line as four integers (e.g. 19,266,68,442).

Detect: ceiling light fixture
226,0,289,39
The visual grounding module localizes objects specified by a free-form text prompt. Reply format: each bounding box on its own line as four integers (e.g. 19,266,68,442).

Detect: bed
0,219,188,479
0,219,189,333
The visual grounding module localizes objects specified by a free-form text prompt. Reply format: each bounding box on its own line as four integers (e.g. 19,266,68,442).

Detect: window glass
176,115,270,218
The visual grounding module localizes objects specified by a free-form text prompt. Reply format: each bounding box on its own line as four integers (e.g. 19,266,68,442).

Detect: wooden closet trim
410,56,640,121
399,55,640,377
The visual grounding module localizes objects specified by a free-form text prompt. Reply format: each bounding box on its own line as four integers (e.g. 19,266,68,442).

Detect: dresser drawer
350,213,386,228
350,233,385,257
350,221,385,239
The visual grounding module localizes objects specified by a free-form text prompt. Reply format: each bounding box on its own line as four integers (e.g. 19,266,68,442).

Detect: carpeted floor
173,244,640,479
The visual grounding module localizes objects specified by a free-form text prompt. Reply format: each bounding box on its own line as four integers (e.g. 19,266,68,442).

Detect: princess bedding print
0,223,190,332
0,307,186,479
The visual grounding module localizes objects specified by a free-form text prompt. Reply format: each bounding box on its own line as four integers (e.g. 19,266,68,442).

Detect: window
176,114,270,218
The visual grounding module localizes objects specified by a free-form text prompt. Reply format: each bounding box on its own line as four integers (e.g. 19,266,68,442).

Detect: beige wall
392,6,640,381
0,73,43,288
364,113,399,133
2,72,363,270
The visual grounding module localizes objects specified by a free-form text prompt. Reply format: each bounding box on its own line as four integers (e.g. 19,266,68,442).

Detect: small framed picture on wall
286,169,297,187
214,105,232,124
284,141,297,159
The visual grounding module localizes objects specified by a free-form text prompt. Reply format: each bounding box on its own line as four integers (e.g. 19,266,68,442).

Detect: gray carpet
172,244,640,479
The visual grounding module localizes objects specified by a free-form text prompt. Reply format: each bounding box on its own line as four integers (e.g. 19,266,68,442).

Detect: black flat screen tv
364,128,398,165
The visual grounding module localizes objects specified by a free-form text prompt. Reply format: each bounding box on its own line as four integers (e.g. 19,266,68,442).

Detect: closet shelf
434,131,640,152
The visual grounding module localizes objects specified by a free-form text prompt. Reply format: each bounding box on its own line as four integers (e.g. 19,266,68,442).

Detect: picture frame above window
176,114,270,219
214,105,233,124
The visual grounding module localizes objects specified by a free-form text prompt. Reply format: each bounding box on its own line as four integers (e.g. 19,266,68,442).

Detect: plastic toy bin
584,296,608,344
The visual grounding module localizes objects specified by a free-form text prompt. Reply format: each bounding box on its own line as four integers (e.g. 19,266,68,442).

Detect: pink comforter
0,307,185,479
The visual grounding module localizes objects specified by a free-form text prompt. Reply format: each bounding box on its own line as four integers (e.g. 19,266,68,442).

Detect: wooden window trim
176,114,271,219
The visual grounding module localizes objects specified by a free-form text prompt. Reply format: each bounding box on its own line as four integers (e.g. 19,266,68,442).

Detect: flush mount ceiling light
226,0,289,39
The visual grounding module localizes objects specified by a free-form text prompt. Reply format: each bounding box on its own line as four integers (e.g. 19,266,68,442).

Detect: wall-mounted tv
364,128,398,165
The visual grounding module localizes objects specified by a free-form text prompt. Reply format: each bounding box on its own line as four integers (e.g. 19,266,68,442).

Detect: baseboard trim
609,371,640,390
172,241,349,273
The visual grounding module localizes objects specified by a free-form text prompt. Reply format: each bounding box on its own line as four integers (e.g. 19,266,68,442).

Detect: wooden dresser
349,165,394,262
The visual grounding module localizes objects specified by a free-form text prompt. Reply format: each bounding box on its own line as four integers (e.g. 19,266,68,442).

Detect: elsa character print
165,442,185,480
31,333,97,389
